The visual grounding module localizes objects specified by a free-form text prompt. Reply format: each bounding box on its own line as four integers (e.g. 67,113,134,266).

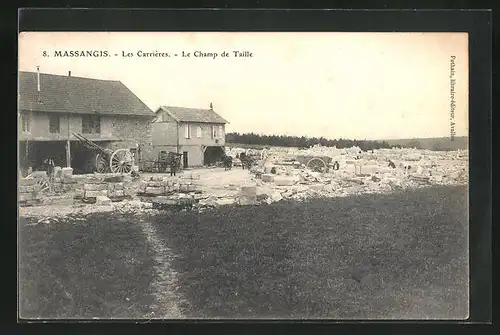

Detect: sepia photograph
18,31,469,320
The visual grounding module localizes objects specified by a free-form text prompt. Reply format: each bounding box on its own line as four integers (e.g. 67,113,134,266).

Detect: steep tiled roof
18,71,154,117
158,106,229,124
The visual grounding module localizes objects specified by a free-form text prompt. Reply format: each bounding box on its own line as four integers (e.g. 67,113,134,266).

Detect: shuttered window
82,115,101,134
21,112,31,132
184,124,190,139
49,114,60,133
196,126,202,138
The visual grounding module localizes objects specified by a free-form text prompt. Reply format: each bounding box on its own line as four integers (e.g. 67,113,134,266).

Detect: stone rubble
19,146,468,219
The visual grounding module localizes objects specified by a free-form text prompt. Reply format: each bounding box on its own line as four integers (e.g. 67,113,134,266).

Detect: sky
18,32,469,140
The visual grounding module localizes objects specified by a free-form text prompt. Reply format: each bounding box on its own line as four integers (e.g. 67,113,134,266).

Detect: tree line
225,132,406,151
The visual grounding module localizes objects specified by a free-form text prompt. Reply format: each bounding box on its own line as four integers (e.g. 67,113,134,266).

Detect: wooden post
66,114,71,167
176,122,180,154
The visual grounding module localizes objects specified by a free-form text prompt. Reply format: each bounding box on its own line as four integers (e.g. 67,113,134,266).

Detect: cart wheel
159,162,168,173
96,154,109,173
25,174,50,192
110,149,134,174
306,158,328,172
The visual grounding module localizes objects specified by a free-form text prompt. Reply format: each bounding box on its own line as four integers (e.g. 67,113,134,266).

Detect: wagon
294,155,333,173
141,151,183,173
73,133,135,174
23,171,52,192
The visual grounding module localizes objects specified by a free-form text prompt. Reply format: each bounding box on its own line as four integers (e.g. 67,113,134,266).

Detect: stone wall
18,179,42,206
101,115,154,162
138,175,201,196
79,174,135,203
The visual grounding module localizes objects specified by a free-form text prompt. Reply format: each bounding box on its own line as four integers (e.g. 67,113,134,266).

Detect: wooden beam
66,114,71,167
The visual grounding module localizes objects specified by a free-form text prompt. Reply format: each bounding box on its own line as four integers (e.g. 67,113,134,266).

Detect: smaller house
151,105,229,168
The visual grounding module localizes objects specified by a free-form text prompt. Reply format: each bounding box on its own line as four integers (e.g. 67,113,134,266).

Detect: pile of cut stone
78,173,136,205
137,174,205,210
18,179,42,207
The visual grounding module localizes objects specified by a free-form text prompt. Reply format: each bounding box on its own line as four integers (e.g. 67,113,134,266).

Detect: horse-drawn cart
293,155,333,173
73,133,135,174
141,151,183,173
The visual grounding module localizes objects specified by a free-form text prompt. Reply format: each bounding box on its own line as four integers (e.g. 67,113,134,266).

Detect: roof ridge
19,71,120,82
165,105,213,110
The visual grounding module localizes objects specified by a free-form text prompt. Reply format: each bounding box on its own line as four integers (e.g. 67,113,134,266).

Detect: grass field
18,185,468,319
18,214,157,319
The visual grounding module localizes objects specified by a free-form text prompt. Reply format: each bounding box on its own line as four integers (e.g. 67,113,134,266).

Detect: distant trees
225,132,394,150
404,139,422,149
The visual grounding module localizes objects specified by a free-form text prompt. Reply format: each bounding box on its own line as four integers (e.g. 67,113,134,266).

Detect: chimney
68,71,71,77
36,66,40,92
209,102,213,110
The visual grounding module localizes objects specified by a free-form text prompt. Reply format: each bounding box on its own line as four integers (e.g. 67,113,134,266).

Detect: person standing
44,157,55,191
170,154,177,177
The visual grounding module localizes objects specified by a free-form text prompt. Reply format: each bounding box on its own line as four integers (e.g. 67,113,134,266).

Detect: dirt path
138,218,188,319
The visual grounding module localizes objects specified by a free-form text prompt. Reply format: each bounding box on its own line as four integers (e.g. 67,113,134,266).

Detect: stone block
104,175,124,183
270,192,283,202
145,186,165,195
216,198,235,206
274,176,297,186
19,185,37,193
360,165,380,174
61,167,73,178
61,177,77,184
85,175,105,183
85,190,108,198
19,193,34,201
238,195,257,205
19,178,37,186
123,188,134,196
240,186,257,196
309,184,325,192
74,189,85,198
95,195,112,206
147,181,164,188
84,183,108,191
261,174,275,183
113,182,125,190
53,166,62,177
113,190,125,197
19,199,42,207
186,184,197,192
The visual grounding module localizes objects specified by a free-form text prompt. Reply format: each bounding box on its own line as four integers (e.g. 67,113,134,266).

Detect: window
82,115,101,134
184,123,190,139
49,114,60,133
196,126,203,138
21,112,31,132
218,125,223,138
212,125,217,139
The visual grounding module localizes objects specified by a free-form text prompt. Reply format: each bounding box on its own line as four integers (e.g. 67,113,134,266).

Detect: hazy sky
18,32,468,140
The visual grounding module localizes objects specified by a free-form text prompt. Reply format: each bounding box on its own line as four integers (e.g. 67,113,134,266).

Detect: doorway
183,151,188,168
203,146,225,166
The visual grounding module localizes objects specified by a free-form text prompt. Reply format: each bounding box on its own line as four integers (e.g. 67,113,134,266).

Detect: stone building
18,70,155,175
151,105,229,168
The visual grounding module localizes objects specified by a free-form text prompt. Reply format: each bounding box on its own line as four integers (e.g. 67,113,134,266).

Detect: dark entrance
183,151,188,168
203,146,225,166
18,141,67,175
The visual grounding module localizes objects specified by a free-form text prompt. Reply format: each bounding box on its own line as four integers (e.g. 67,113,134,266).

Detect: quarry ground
18,184,469,320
